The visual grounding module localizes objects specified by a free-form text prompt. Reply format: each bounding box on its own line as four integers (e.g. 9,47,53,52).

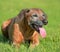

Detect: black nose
42,20,48,25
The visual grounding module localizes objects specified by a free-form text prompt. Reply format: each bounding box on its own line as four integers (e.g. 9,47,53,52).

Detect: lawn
0,0,60,52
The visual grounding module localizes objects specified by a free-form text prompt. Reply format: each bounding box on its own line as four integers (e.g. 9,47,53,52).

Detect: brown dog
1,8,48,47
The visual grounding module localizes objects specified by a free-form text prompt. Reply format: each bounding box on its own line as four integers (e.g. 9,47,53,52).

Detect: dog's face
18,8,48,37
24,8,48,33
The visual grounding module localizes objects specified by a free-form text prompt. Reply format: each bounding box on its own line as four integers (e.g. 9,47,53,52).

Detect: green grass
0,0,60,52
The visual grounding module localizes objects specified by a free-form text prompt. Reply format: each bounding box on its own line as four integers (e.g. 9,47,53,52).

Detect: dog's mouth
31,24,46,38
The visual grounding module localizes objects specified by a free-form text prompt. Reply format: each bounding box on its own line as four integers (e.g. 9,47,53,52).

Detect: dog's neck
20,17,34,32
18,17,35,39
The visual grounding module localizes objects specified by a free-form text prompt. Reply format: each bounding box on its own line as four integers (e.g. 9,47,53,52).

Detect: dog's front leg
30,31,39,48
12,23,24,47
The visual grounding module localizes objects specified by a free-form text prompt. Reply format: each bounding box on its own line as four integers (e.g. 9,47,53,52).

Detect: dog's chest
22,29,34,40
19,23,34,40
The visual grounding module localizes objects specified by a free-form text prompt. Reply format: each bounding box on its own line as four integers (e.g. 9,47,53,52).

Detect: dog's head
18,8,48,38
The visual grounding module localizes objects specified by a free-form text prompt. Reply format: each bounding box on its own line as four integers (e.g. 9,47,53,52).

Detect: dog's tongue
39,28,46,38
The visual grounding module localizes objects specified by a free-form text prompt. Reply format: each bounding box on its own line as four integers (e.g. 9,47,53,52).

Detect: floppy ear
18,9,30,20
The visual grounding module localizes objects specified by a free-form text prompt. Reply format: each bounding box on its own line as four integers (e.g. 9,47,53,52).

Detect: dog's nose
42,20,48,25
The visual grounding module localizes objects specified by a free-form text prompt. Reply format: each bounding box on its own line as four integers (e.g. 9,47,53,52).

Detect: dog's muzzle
29,19,48,29
29,21,43,31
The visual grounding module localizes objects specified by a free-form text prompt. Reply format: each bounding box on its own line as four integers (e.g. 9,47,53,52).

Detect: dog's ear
18,9,30,20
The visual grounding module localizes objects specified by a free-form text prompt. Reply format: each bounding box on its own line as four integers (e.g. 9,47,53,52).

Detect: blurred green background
0,0,60,52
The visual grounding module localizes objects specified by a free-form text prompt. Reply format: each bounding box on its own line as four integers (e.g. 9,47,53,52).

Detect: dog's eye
42,14,47,17
32,14,38,17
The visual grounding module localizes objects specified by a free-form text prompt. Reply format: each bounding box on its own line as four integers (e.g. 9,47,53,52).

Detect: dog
1,8,48,47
